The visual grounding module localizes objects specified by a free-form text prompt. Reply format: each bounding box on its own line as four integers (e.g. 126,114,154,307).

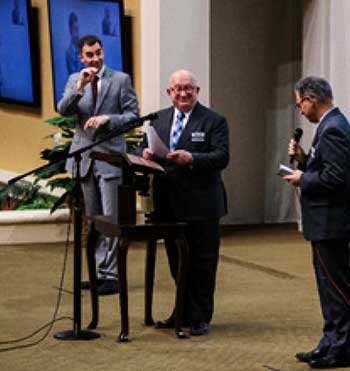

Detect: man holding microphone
284,76,350,368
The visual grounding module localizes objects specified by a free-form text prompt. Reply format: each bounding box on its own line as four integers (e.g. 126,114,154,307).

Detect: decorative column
140,0,210,114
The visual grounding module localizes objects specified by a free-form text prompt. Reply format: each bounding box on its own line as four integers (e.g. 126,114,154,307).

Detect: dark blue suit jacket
300,108,350,241
140,102,229,221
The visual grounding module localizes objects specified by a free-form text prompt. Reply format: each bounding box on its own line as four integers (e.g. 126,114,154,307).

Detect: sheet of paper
146,125,169,158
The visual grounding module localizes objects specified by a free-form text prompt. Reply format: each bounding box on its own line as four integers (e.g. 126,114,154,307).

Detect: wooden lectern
85,151,189,342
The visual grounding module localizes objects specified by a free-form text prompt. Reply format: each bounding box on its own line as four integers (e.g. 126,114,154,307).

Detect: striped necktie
170,111,185,151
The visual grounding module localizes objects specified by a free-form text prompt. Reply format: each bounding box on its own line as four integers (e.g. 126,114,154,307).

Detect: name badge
310,146,316,158
191,132,205,142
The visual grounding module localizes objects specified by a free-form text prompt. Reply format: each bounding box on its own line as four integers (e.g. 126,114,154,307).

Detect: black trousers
312,240,350,359
165,218,220,324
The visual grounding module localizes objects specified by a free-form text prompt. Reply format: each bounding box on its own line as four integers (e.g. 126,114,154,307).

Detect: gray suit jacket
58,67,139,178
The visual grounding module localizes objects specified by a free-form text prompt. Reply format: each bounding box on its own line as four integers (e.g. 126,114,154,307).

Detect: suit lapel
176,103,202,149
82,79,95,115
94,68,112,115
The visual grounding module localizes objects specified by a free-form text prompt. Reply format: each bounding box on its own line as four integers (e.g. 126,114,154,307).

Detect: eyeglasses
295,96,311,109
169,85,197,94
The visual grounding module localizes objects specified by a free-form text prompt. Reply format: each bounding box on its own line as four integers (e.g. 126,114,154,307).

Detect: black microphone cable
0,111,159,352
0,209,74,352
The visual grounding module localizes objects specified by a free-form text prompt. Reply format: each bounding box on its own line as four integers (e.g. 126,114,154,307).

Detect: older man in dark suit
285,76,350,368
141,69,229,336
58,35,139,295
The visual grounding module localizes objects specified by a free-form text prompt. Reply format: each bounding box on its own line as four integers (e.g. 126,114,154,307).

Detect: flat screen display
0,0,40,106
48,0,125,108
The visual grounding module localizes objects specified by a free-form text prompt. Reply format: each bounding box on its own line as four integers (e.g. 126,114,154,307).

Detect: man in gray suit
58,35,139,295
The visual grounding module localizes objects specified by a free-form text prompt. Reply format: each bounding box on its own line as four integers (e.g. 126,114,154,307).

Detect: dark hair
295,76,333,103
78,35,103,52
68,12,78,31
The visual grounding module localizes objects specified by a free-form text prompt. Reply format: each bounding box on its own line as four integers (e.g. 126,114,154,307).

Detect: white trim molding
140,0,161,114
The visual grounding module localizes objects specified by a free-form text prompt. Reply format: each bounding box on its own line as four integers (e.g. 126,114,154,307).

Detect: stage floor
0,225,322,371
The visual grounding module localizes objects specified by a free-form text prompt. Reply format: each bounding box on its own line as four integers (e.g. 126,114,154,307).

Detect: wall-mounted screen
0,0,40,106
48,0,125,109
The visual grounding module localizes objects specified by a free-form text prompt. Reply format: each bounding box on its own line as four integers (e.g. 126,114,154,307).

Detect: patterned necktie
170,111,185,151
91,76,99,109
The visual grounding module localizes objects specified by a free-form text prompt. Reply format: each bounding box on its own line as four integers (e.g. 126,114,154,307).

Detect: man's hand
288,138,306,164
284,169,303,186
142,148,156,161
84,115,109,130
77,67,98,92
166,150,193,165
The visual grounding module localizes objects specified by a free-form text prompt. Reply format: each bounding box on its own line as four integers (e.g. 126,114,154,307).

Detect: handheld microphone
289,128,303,164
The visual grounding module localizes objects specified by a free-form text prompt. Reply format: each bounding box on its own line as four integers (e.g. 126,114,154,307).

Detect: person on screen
102,7,115,36
139,69,229,336
58,35,139,296
12,0,24,26
284,77,350,368
65,12,85,75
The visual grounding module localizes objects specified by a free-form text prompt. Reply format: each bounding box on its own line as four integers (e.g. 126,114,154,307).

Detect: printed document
146,125,169,158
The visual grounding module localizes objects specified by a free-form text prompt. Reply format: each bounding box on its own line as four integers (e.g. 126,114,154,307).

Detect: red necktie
91,76,98,109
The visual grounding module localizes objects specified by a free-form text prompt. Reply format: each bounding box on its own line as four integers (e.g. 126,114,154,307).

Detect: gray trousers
81,163,121,280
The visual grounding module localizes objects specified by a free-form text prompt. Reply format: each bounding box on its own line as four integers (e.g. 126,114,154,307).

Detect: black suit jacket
141,102,229,221
299,108,350,241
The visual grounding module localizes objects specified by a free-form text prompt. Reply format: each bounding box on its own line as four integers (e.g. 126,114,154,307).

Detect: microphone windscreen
289,128,303,164
294,128,303,142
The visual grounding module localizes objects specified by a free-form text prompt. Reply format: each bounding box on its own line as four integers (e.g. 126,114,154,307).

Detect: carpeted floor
0,225,329,371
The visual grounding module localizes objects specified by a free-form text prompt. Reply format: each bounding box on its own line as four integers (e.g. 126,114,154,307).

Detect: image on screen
0,0,39,106
48,0,124,108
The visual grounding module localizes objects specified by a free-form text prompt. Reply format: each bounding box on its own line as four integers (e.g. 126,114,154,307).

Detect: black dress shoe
309,356,350,368
189,322,209,336
154,317,175,329
295,347,327,363
154,315,191,329
97,279,119,295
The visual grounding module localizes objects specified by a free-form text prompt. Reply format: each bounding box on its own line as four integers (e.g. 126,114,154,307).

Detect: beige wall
0,0,140,173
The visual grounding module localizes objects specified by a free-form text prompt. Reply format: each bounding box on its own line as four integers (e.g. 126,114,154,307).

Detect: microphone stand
53,151,100,340
8,113,157,341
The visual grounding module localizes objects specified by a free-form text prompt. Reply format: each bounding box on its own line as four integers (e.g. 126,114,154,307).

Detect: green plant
0,181,37,210
27,115,77,212
17,193,59,210
0,116,76,212
34,115,77,192
125,128,144,152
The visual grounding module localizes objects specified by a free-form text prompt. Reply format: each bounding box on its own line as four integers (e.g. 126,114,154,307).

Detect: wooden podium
85,151,190,342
